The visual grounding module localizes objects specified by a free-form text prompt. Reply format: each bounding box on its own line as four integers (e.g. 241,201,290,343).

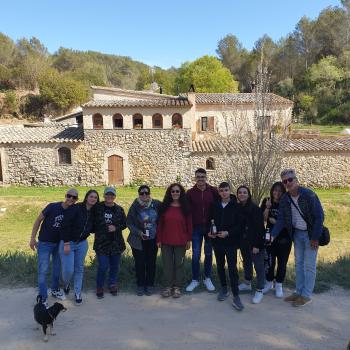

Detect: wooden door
108,155,124,185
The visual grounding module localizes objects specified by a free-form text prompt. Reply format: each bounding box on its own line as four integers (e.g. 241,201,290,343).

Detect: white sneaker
262,281,273,294
275,283,284,298
252,291,264,304
238,282,252,292
51,289,66,301
186,280,200,292
203,278,215,292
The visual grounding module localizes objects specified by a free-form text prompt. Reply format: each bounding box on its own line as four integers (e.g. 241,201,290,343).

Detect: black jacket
208,198,239,247
93,202,126,255
60,203,94,243
237,201,265,249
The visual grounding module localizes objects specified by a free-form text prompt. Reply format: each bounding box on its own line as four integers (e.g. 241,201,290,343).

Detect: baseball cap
104,186,116,196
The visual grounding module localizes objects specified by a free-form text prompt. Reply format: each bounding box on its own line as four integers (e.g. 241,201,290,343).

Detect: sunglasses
66,194,78,200
282,177,295,185
171,190,181,194
139,191,150,196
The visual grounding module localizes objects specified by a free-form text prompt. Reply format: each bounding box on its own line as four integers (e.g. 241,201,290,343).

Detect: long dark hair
270,181,286,204
158,183,190,218
83,190,100,206
236,185,253,206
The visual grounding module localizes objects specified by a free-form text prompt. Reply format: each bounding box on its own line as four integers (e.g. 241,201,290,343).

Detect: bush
320,102,350,124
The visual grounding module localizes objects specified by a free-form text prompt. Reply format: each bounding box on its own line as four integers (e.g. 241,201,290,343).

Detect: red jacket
186,184,219,227
156,206,192,246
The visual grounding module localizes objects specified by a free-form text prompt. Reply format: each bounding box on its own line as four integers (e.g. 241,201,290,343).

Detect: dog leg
48,324,56,336
43,325,48,342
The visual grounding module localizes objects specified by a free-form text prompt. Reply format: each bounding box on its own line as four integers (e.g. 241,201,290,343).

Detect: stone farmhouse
0,86,350,188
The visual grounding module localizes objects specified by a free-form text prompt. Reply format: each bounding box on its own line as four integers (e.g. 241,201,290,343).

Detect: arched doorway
107,155,124,185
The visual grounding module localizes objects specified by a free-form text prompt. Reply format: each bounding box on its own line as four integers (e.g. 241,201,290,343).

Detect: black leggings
213,245,239,296
265,240,292,283
131,239,158,287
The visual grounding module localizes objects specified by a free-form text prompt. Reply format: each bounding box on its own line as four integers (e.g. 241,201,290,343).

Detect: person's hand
186,241,191,250
265,198,272,209
141,233,148,240
310,240,319,250
217,231,229,238
208,232,216,239
157,242,161,248
269,217,277,225
29,238,37,251
64,243,71,255
252,247,259,254
108,225,116,232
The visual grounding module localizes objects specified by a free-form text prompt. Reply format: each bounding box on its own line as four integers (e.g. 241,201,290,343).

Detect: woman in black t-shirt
261,182,292,298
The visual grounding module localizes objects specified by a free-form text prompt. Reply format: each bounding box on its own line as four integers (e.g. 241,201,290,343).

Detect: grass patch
0,186,349,293
292,123,350,136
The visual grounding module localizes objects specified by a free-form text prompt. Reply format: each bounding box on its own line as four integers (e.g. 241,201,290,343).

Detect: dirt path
0,287,349,350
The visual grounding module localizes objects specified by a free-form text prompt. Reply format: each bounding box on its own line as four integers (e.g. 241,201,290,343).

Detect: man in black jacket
208,182,244,311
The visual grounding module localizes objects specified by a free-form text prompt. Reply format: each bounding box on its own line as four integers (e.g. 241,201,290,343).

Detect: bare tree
220,56,289,204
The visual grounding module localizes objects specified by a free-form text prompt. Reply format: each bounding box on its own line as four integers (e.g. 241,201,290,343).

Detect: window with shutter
93,114,103,129
58,147,72,165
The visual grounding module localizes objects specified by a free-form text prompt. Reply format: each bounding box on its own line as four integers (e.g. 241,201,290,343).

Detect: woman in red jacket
157,183,192,298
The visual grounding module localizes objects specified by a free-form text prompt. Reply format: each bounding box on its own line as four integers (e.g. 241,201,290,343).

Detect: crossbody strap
287,193,310,227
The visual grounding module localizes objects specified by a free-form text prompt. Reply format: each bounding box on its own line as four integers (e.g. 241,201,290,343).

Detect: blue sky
1,0,342,68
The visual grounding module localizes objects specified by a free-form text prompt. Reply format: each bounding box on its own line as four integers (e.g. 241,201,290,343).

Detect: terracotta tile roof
83,98,191,108
0,126,84,144
192,138,350,153
194,93,293,105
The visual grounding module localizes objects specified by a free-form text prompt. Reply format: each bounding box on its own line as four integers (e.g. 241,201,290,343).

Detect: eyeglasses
139,191,150,196
171,190,180,194
282,177,295,185
196,175,206,179
66,194,78,200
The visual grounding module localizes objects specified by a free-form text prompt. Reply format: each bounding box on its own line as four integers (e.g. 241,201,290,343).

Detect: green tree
38,68,89,112
0,33,16,67
1,90,19,116
309,56,343,89
176,55,239,93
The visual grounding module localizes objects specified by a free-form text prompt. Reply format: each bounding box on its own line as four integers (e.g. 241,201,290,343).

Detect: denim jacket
271,187,324,241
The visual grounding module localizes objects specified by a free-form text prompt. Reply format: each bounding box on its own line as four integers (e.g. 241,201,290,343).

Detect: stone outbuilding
0,86,349,188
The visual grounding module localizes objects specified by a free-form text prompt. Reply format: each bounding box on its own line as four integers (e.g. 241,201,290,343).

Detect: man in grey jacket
271,169,324,307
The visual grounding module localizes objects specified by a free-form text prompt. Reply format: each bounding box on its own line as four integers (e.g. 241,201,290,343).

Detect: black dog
34,296,67,342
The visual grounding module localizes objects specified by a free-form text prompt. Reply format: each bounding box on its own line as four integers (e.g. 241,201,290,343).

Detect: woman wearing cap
156,183,192,298
93,187,127,299
127,185,161,296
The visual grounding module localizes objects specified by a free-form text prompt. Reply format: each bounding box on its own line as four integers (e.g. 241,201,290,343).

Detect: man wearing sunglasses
29,189,78,306
271,169,324,307
186,168,219,293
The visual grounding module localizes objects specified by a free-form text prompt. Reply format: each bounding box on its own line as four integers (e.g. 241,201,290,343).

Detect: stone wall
2,143,85,186
190,151,350,188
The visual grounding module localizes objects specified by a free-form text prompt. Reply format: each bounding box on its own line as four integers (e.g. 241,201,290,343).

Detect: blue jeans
37,241,61,301
59,240,88,296
96,254,121,289
191,226,212,280
293,229,318,298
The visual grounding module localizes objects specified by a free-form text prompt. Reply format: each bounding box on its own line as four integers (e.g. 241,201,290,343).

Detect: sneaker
136,286,144,296
96,287,104,299
172,287,181,298
262,281,273,294
252,290,264,304
63,284,70,295
75,293,82,305
217,287,229,301
185,280,200,292
232,296,244,311
43,300,49,309
144,286,153,296
292,296,312,307
161,287,172,298
109,285,118,296
51,289,66,301
284,293,300,303
37,296,49,309
275,283,284,298
238,281,252,292
203,278,215,292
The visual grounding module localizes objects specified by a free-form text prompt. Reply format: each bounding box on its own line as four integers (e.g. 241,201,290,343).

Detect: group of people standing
29,167,324,311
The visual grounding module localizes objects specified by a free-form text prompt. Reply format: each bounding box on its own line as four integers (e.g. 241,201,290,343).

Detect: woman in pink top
157,183,192,298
